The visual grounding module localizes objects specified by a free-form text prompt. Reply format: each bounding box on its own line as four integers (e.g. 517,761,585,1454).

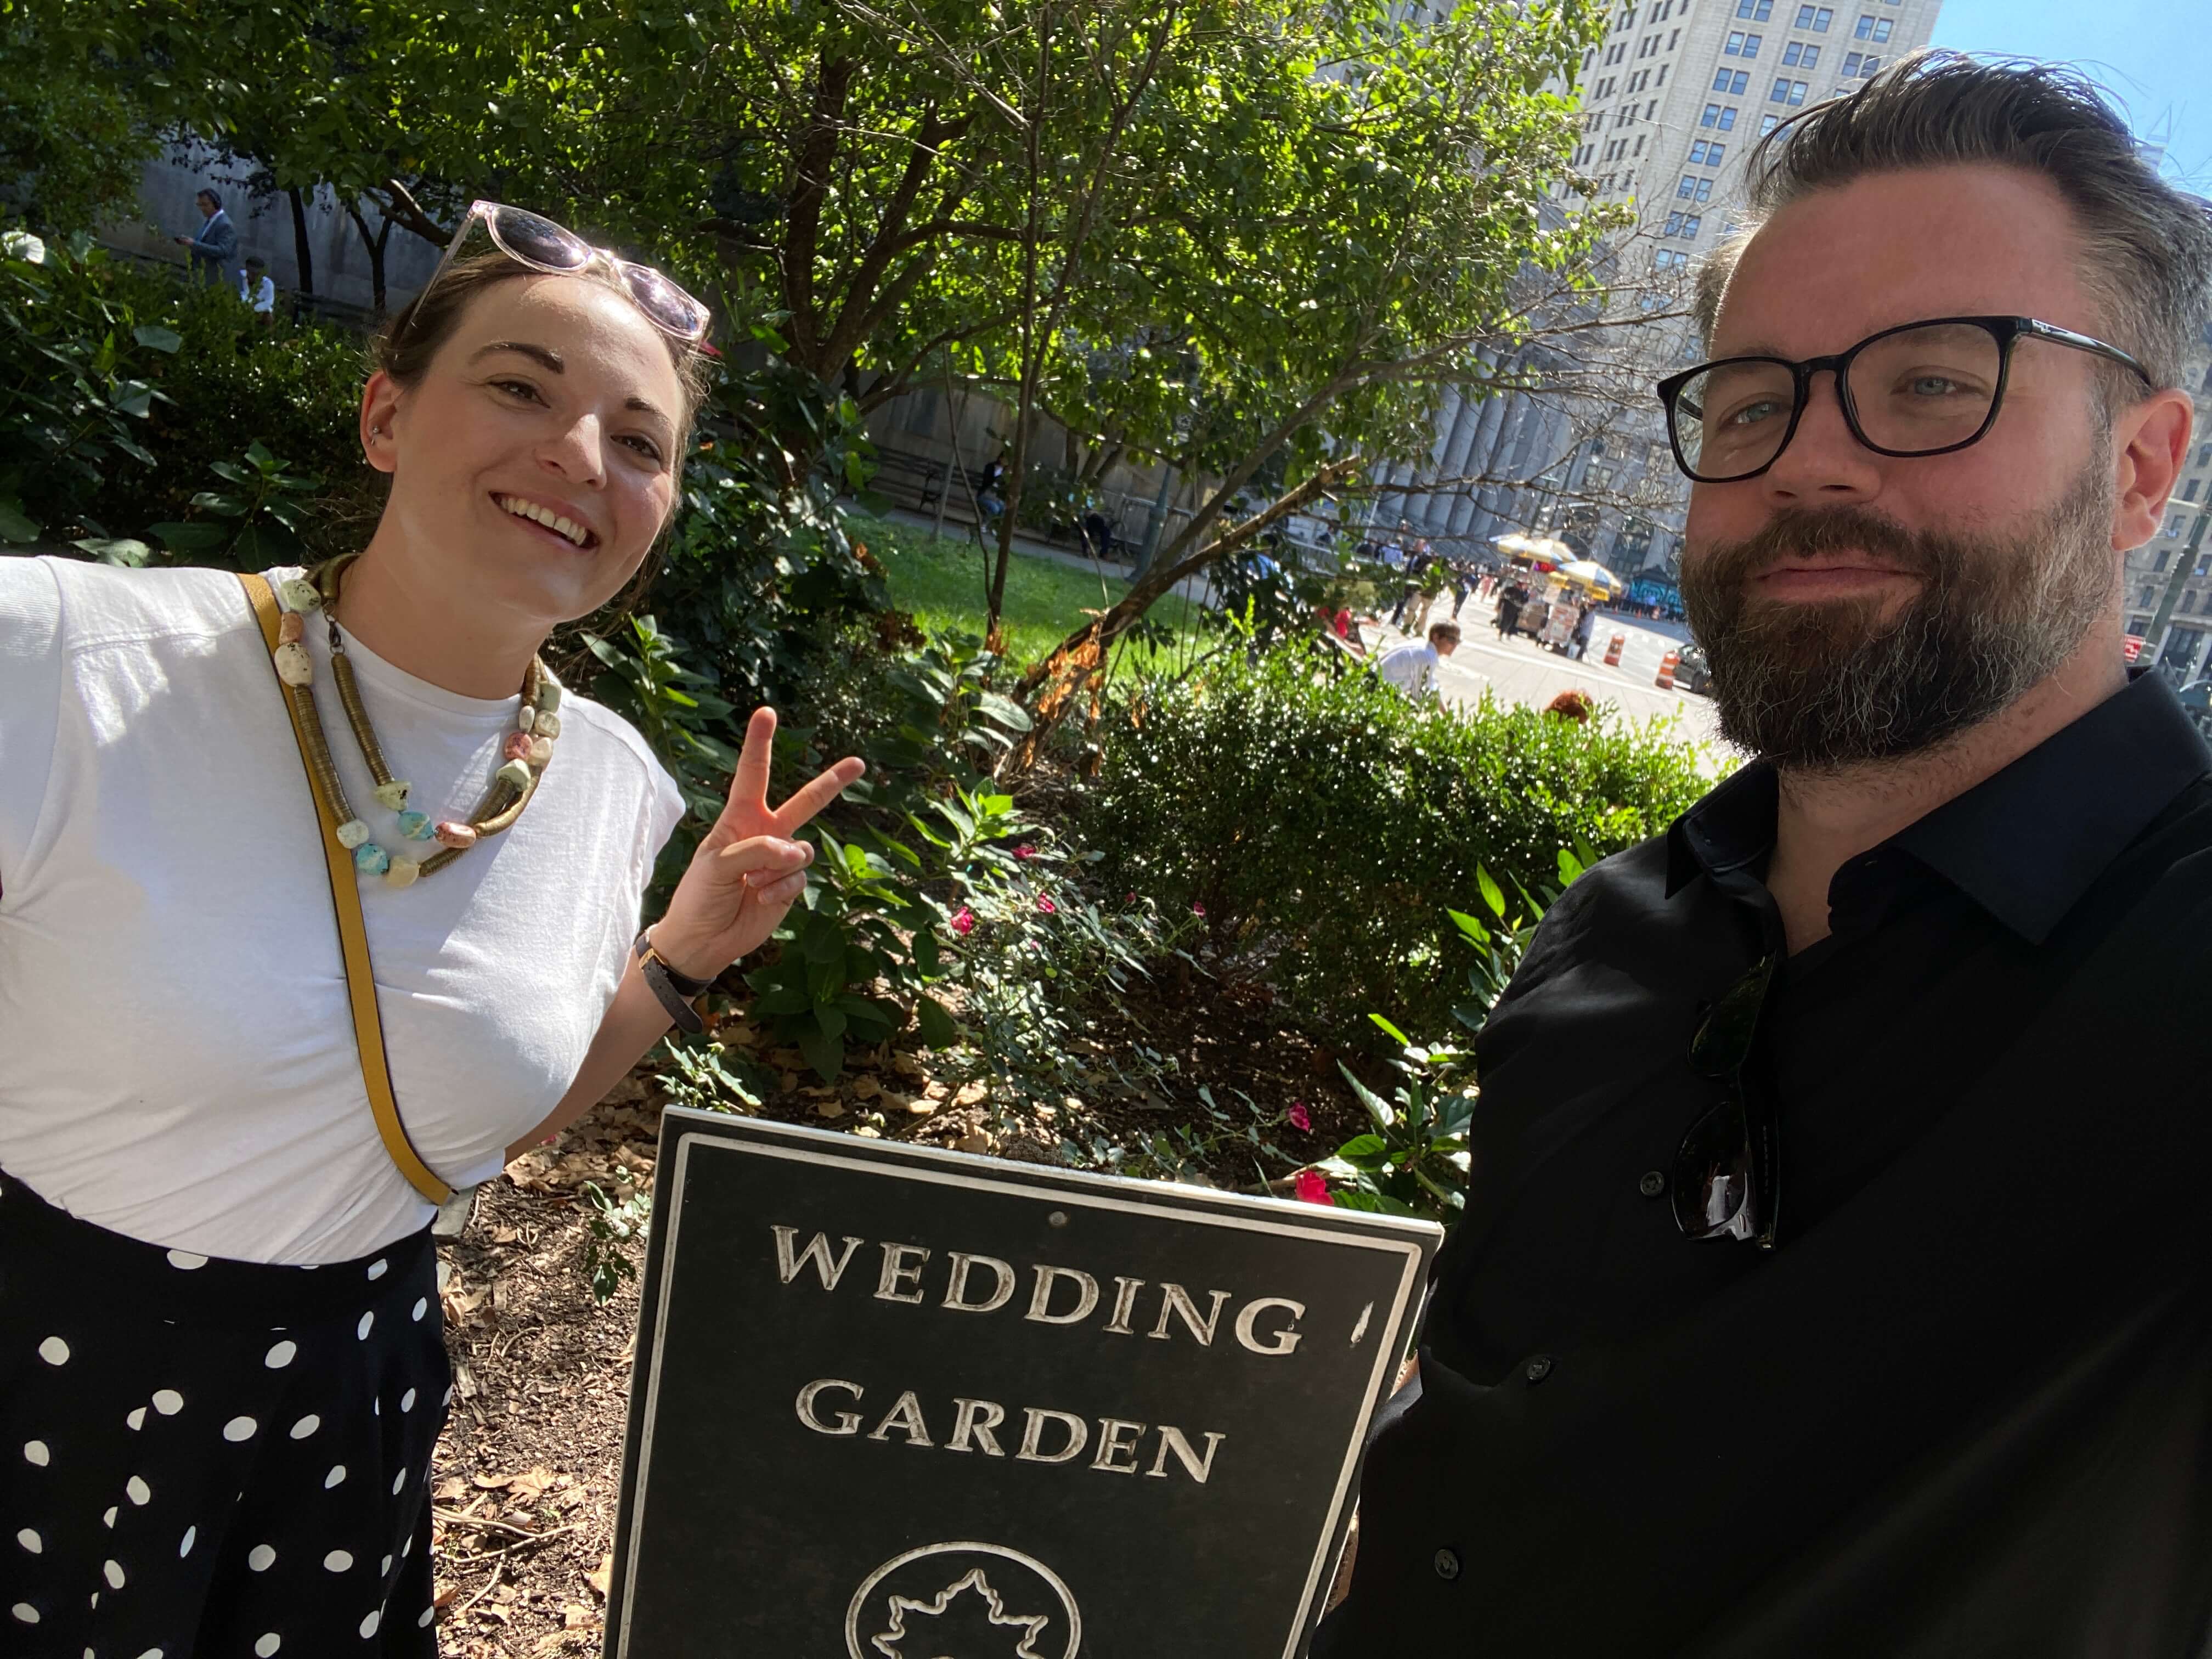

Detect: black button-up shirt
1319,670,2212,1656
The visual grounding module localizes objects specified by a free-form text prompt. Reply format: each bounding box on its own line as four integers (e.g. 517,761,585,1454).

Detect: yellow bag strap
239,571,454,1206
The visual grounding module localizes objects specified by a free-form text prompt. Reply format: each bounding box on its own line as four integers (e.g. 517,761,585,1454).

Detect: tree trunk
286,187,315,302
343,199,394,316
1010,456,1361,764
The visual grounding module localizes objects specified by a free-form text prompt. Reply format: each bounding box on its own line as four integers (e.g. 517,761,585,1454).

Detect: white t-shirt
1377,640,1441,698
0,556,685,1263
238,272,276,314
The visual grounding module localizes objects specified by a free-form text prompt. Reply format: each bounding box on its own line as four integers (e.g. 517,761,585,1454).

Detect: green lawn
851,512,1207,670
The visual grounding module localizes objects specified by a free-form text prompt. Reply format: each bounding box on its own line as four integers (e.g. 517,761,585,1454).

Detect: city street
1365,606,1728,749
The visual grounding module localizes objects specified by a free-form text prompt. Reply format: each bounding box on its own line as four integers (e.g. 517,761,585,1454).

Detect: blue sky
1932,0,2212,191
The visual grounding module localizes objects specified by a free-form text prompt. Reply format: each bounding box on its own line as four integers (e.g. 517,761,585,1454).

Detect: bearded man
1316,53,2212,1656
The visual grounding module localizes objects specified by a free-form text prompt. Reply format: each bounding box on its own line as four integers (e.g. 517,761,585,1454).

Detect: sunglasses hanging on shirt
1672,953,1781,1249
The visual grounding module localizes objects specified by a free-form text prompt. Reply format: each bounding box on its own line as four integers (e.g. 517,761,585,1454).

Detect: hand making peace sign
650,707,866,981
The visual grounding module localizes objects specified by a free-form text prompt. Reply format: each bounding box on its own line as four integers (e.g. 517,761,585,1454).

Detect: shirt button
1525,1355,1554,1384
1434,1548,1462,1581
1638,1170,1667,1198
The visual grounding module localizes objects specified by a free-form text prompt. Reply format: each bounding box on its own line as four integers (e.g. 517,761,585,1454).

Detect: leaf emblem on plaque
847,1543,1082,1659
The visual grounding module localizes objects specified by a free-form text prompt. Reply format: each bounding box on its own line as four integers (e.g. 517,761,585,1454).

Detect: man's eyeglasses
404,201,710,346
1656,315,2153,484
1672,955,1779,1249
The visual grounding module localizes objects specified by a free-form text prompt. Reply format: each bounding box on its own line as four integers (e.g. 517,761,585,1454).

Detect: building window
2187,479,2202,501
1714,67,1750,92
1657,63,1668,83
1663,211,1681,235
2198,554,2211,577
1736,0,1773,17
1781,40,1819,66
1854,13,1891,38
1842,49,1861,74
1770,77,1808,103
1634,133,1646,154
1675,173,1714,200
2155,549,2171,572
1759,113,1781,133
2131,616,2153,636
1669,27,1681,45
1794,4,1833,27
1719,106,1739,129
1654,248,1690,270
2196,443,2209,466
2141,586,2160,609
2188,592,2203,616
2169,515,2187,538
1663,212,1703,239
1859,55,1881,74
1689,139,1727,165
1725,29,1762,53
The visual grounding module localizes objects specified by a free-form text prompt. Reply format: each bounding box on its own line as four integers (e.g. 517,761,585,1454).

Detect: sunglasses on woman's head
404,201,711,345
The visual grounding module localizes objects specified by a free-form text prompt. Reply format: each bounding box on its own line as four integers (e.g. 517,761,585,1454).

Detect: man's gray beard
1679,451,2117,771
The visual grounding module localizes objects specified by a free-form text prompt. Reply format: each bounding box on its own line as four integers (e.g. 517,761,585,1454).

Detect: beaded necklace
261,556,563,888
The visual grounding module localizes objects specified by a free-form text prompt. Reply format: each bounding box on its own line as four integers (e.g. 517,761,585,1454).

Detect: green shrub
0,233,369,555
1083,642,1717,1043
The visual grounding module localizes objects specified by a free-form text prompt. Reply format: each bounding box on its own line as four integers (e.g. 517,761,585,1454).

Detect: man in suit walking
174,188,238,284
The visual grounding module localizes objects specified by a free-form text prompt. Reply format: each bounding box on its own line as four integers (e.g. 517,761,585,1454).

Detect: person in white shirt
0,205,863,1650
237,253,276,323
1377,620,1461,699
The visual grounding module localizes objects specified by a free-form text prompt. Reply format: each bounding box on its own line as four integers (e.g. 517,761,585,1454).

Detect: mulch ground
425,972,1379,1654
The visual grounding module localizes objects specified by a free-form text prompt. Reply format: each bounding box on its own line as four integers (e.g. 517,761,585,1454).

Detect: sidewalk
1363,607,1728,750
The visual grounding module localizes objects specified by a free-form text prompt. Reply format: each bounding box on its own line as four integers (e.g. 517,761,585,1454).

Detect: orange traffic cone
1603,633,1626,667
1655,650,1679,690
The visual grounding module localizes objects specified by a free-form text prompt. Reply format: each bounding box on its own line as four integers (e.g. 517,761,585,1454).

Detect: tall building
2121,325,2212,680
1369,0,1946,578
1558,0,1945,577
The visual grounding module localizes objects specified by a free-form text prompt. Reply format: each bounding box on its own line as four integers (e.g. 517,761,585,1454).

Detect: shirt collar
1664,669,2211,941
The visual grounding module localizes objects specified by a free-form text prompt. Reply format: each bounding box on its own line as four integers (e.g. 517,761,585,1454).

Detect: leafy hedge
1,234,370,557
1082,643,1719,1042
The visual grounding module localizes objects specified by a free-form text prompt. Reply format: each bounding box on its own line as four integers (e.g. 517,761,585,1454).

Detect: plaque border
609,1107,1440,1658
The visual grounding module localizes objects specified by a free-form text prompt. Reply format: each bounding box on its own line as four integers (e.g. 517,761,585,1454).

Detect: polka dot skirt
0,1167,447,1655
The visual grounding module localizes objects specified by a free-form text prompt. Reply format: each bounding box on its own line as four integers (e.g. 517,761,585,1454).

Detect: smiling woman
0,210,861,1653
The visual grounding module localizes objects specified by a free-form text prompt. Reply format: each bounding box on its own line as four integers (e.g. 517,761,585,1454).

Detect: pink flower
1036,894,1058,914
1287,1102,1312,1132
1294,1169,1334,1206
1125,891,1137,904
1192,901,1207,917
1013,843,1038,860
950,907,975,936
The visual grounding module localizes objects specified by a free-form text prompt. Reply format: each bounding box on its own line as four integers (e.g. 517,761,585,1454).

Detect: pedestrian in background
238,255,276,326
173,188,236,284
1376,620,1459,699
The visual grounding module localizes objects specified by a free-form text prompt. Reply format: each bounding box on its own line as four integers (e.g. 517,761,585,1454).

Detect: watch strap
634,929,709,1033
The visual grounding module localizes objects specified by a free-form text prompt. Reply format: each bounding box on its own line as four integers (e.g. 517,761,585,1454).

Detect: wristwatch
634,928,714,1034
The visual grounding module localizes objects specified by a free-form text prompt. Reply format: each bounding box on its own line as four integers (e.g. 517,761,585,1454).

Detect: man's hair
245,255,266,271
1429,621,1462,646
196,188,221,210
1696,52,2212,390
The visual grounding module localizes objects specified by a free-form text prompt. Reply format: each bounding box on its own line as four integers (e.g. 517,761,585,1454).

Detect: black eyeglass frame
1655,315,2155,484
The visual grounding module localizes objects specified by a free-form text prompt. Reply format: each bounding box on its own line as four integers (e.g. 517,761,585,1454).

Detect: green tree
0,9,159,233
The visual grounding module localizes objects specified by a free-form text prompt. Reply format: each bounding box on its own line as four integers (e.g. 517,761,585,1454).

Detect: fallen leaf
588,1553,614,1598
891,1051,927,1080
564,1604,599,1629
954,1081,988,1108
814,1099,846,1120
849,1075,882,1101
955,1131,995,1155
